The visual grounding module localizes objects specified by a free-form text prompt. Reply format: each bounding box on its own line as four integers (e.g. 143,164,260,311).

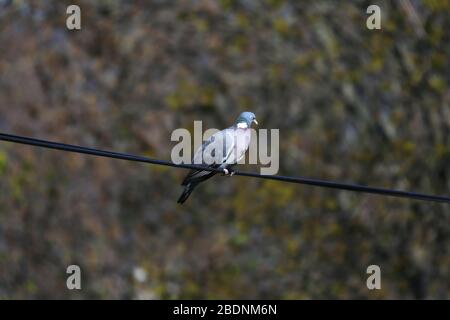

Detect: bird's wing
194,129,232,164
223,128,250,165
182,128,235,185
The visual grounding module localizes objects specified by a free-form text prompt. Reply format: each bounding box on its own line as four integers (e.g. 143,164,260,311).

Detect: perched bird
177,111,258,204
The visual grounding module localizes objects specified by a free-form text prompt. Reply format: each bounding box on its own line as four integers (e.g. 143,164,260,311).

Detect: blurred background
0,0,449,299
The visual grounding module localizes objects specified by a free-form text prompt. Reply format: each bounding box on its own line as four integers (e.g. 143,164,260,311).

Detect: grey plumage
177,112,257,204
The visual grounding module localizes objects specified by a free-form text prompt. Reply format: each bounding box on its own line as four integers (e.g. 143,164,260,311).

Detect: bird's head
235,112,258,129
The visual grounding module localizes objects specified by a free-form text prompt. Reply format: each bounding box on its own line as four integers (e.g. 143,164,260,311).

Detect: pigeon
177,111,258,204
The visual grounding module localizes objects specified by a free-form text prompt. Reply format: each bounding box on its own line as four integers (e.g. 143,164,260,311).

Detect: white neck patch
237,122,248,129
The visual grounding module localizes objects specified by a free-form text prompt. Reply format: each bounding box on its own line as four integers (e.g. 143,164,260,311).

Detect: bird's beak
253,119,258,125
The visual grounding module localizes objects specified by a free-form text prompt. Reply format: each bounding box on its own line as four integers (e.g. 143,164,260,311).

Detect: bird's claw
223,168,235,176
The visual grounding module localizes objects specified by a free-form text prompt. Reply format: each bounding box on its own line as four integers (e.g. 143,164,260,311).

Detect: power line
0,132,449,204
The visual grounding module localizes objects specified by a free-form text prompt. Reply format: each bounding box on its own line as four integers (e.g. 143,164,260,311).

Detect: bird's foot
223,168,235,176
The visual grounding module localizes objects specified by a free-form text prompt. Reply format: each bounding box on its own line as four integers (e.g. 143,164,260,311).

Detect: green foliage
0,150,6,175
0,0,449,299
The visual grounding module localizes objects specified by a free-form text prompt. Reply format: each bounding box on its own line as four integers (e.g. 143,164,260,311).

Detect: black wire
1,132,449,204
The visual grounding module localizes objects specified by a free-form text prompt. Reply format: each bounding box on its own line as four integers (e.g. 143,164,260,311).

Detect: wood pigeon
177,112,258,204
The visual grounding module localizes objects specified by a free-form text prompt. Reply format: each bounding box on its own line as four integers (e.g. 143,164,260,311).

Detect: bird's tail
177,183,196,204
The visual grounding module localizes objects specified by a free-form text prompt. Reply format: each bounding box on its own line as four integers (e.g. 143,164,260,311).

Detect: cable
1,132,449,204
